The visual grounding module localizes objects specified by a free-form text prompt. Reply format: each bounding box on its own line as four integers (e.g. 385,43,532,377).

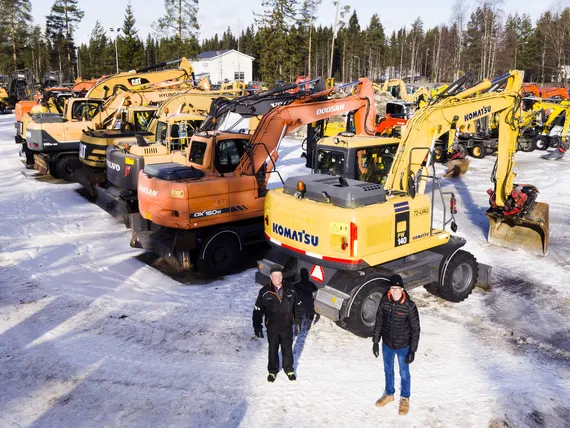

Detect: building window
234,72,244,81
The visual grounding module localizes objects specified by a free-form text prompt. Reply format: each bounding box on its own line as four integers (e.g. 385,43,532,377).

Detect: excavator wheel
433,146,444,163
55,156,82,182
196,233,240,278
436,250,478,302
549,136,561,149
468,142,486,159
340,272,390,338
533,135,549,151
486,202,549,256
517,136,535,152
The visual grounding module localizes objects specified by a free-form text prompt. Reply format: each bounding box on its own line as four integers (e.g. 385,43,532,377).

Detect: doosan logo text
138,185,158,197
316,104,345,115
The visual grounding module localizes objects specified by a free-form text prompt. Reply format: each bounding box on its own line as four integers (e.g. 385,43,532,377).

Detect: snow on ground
0,113,569,427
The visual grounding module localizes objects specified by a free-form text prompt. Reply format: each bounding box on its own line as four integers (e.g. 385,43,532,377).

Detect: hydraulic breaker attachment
486,201,549,256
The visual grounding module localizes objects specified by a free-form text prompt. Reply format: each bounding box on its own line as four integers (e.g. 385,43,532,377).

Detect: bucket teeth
486,202,549,256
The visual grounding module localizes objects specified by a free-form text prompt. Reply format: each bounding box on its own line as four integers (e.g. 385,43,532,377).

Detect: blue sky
31,0,555,46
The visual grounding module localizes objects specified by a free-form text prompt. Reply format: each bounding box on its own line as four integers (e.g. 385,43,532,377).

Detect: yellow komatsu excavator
257,70,549,337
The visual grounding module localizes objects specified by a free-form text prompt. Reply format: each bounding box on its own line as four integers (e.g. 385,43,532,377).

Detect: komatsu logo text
272,223,319,246
464,106,491,122
138,185,158,197
316,104,345,115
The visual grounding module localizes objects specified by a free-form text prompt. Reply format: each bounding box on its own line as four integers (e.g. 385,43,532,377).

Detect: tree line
1,0,569,87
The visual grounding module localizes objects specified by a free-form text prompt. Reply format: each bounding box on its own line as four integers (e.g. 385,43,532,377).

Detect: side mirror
408,173,416,199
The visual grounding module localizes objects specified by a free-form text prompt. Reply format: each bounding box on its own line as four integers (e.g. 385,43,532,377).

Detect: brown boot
399,397,410,415
375,393,394,407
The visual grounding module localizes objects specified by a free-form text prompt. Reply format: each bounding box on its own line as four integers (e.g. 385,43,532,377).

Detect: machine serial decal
413,207,429,217
272,223,319,246
464,106,491,122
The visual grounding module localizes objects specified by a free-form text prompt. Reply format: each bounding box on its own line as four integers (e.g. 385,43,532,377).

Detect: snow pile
0,114,569,427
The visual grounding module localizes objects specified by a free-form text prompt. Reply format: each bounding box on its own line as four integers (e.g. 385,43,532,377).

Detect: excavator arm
235,78,376,176
86,58,195,99
385,71,524,198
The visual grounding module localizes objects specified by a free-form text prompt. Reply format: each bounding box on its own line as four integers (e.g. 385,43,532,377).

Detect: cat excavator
130,78,378,276
256,70,549,337
84,58,195,99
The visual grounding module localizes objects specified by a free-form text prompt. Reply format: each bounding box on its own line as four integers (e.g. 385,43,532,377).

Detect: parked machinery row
15,68,550,337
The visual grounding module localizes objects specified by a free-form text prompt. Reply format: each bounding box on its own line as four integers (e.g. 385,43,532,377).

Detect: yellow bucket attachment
444,158,470,178
486,202,549,256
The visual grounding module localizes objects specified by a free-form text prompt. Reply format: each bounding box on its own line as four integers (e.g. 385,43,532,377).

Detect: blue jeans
382,343,411,398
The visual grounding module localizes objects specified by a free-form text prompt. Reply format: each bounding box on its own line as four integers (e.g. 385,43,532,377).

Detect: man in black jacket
372,275,420,415
253,266,302,382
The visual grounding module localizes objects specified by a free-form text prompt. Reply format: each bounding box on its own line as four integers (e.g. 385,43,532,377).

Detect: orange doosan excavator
130,78,378,276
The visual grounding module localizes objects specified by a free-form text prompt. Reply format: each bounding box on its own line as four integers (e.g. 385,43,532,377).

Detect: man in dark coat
253,266,302,382
372,275,420,415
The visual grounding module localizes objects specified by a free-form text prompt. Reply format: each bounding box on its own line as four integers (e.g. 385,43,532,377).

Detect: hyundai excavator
96,79,330,223
84,58,195,99
130,78,378,276
256,70,549,337
26,84,203,181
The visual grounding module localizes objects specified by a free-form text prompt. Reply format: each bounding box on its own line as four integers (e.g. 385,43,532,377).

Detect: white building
192,49,255,84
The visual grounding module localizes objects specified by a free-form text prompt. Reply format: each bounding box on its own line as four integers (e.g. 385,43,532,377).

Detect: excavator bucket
486,202,549,256
444,158,470,178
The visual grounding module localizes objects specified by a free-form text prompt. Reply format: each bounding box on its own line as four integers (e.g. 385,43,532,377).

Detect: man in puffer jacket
253,266,302,383
372,275,420,415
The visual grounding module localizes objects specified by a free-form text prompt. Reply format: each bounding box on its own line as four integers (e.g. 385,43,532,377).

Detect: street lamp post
110,27,121,73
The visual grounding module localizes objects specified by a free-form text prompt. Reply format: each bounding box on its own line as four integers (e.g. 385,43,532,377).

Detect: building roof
197,50,231,59
196,49,255,61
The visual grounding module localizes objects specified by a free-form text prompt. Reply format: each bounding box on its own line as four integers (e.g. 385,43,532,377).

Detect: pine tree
46,0,84,80
154,0,199,43
118,2,144,71
0,0,32,70
144,35,158,67
255,0,298,85
299,0,321,76
365,14,385,80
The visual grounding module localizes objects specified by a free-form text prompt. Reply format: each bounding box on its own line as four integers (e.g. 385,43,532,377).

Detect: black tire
469,143,486,159
517,136,535,152
434,146,444,163
196,232,240,278
438,250,478,302
549,136,561,149
342,274,390,338
55,156,81,181
533,135,549,151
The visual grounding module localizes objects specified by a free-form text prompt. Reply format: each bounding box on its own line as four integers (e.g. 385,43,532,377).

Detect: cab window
71,101,102,120
215,139,247,174
316,149,346,176
167,120,204,150
355,145,397,185
189,142,207,165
